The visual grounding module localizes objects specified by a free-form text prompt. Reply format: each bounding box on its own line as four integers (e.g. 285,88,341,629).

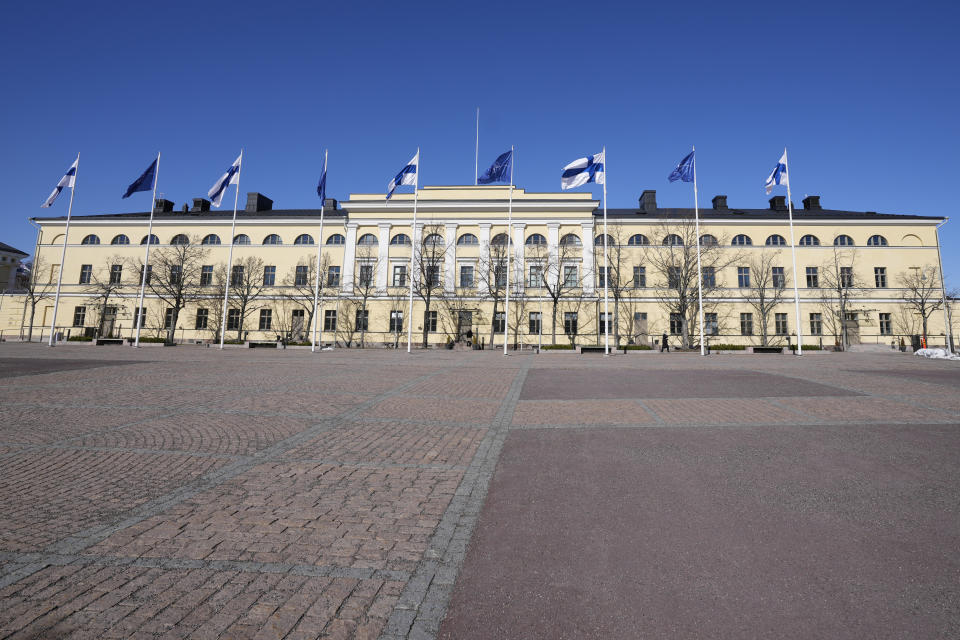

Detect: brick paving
0,346,957,639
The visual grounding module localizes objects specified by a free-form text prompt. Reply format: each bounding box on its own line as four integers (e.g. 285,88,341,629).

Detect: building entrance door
844,312,861,346
457,311,473,342
102,306,117,338
291,309,305,340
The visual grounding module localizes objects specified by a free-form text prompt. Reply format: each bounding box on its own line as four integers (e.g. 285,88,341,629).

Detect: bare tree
352,245,380,348
83,256,127,338
507,268,529,350
19,256,55,341
527,239,584,346
279,254,330,342
593,223,640,348
899,265,945,347
816,246,861,351
438,280,478,345
412,223,449,348
202,265,228,342
225,255,267,341
476,235,510,347
131,241,209,344
387,285,410,349
743,250,787,346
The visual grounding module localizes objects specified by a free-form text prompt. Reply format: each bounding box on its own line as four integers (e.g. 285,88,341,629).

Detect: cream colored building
3,185,952,350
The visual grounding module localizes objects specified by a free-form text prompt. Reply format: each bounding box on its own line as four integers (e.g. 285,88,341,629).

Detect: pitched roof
598,207,942,221
0,241,28,256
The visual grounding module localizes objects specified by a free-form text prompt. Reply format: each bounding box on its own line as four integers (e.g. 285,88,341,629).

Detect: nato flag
123,158,157,198
668,150,695,183
477,149,513,184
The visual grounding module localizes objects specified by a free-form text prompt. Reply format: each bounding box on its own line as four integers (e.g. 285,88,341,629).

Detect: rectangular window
294,265,308,286
633,265,646,288
227,308,241,331
669,313,683,335
133,307,146,329
200,265,213,286
263,265,276,286
599,312,612,335
563,312,578,336
231,265,244,286
704,312,719,335
772,267,785,289
195,308,209,330
805,267,819,288
164,307,175,330
529,311,542,334
493,312,505,333
840,266,853,288
528,264,543,288
259,308,272,331
389,310,403,333
139,265,152,285
327,266,341,287
425,310,438,332
391,265,406,287
701,266,715,288
667,266,681,289
775,313,788,335
355,309,369,331
737,266,751,288
459,265,474,288
874,267,887,288
495,263,507,288
323,309,337,331
291,309,304,332
358,264,374,288
79,264,92,284
879,312,893,335
169,265,182,285
109,264,123,284
809,312,822,335
563,265,578,288
426,265,441,288
72,306,86,327
740,312,754,336
597,267,608,288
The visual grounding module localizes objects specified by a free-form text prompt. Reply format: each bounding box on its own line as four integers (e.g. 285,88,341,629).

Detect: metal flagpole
406,148,419,353
602,146,610,355
311,149,328,353
48,153,79,347
934,220,951,351
474,108,479,185
219,149,243,349
783,148,803,356
692,146,706,356
503,146,514,355
134,152,161,348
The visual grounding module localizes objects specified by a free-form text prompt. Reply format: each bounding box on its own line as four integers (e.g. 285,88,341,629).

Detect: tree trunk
551,301,558,346
421,294,431,348
27,305,36,342
489,298,499,349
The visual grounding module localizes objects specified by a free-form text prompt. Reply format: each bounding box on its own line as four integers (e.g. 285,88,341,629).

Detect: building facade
4,185,951,349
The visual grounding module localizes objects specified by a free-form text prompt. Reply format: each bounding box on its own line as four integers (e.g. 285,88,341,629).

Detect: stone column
444,222,458,293
342,222,358,293
546,223,560,288
512,223,526,294
581,221,595,295
478,223,492,248
377,223,391,291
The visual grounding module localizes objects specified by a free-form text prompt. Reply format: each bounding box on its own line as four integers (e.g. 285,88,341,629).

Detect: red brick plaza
1,345,958,639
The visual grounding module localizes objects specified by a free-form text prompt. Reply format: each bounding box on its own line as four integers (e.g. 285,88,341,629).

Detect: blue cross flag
208,153,242,207
561,151,604,190
387,151,419,200
764,150,789,194
42,156,79,208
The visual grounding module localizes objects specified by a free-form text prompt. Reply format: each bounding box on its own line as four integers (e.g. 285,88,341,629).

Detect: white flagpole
48,153,79,347
134,152,161,348
219,149,243,349
503,146,514,355
783,148,803,356
602,146,610,355
474,108,479,185
692,146,706,356
406,148,420,353
311,149,328,353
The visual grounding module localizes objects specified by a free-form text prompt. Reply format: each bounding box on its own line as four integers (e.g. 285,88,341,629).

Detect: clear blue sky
2,0,957,286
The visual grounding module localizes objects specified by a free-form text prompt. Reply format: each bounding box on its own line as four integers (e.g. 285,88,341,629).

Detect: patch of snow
914,348,960,361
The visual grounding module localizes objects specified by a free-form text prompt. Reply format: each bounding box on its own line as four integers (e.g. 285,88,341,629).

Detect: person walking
661,333,670,352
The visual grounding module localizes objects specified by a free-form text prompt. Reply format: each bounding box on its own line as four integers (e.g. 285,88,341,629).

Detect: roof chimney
802,195,822,210
711,195,728,210
768,196,787,211
191,198,211,212
153,198,174,214
323,198,338,212
638,190,657,213
181,204,189,213
245,192,273,212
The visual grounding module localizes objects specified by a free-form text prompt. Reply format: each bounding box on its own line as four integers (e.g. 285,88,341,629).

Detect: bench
248,341,278,349
751,346,782,354
95,338,124,346
579,346,607,354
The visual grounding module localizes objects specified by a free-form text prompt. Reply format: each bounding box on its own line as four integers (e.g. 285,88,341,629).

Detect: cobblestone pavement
0,345,958,639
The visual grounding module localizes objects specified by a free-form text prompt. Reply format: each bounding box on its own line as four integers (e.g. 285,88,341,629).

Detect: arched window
294,234,314,245
201,234,221,245
424,233,444,246
799,234,820,246
765,234,786,246
662,234,683,246
170,234,190,245
732,234,753,246
326,234,345,245
233,234,251,245
457,233,479,246
81,234,100,245
559,233,582,246
699,234,718,246
867,234,888,246
111,234,130,245
263,234,283,245
491,233,511,246
594,234,615,247
833,234,854,246
525,233,546,246
390,233,411,245
141,234,159,245
357,233,378,245
628,234,649,246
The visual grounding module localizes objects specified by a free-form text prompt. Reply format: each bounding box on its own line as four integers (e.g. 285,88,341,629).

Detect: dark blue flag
477,149,513,184
317,163,327,203
123,158,157,198
668,150,695,183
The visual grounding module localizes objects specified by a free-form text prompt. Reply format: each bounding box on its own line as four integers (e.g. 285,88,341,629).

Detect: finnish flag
41,156,79,208
561,151,604,190
208,153,242,207
387,151,418,200
764,150,788,194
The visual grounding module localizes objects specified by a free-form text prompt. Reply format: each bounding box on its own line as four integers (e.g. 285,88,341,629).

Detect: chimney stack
802,195,822,210
191,198,211,212
245,192,273,212
712,195,728,210
638,190,657,213
153,199,174,214
768,196,787,211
